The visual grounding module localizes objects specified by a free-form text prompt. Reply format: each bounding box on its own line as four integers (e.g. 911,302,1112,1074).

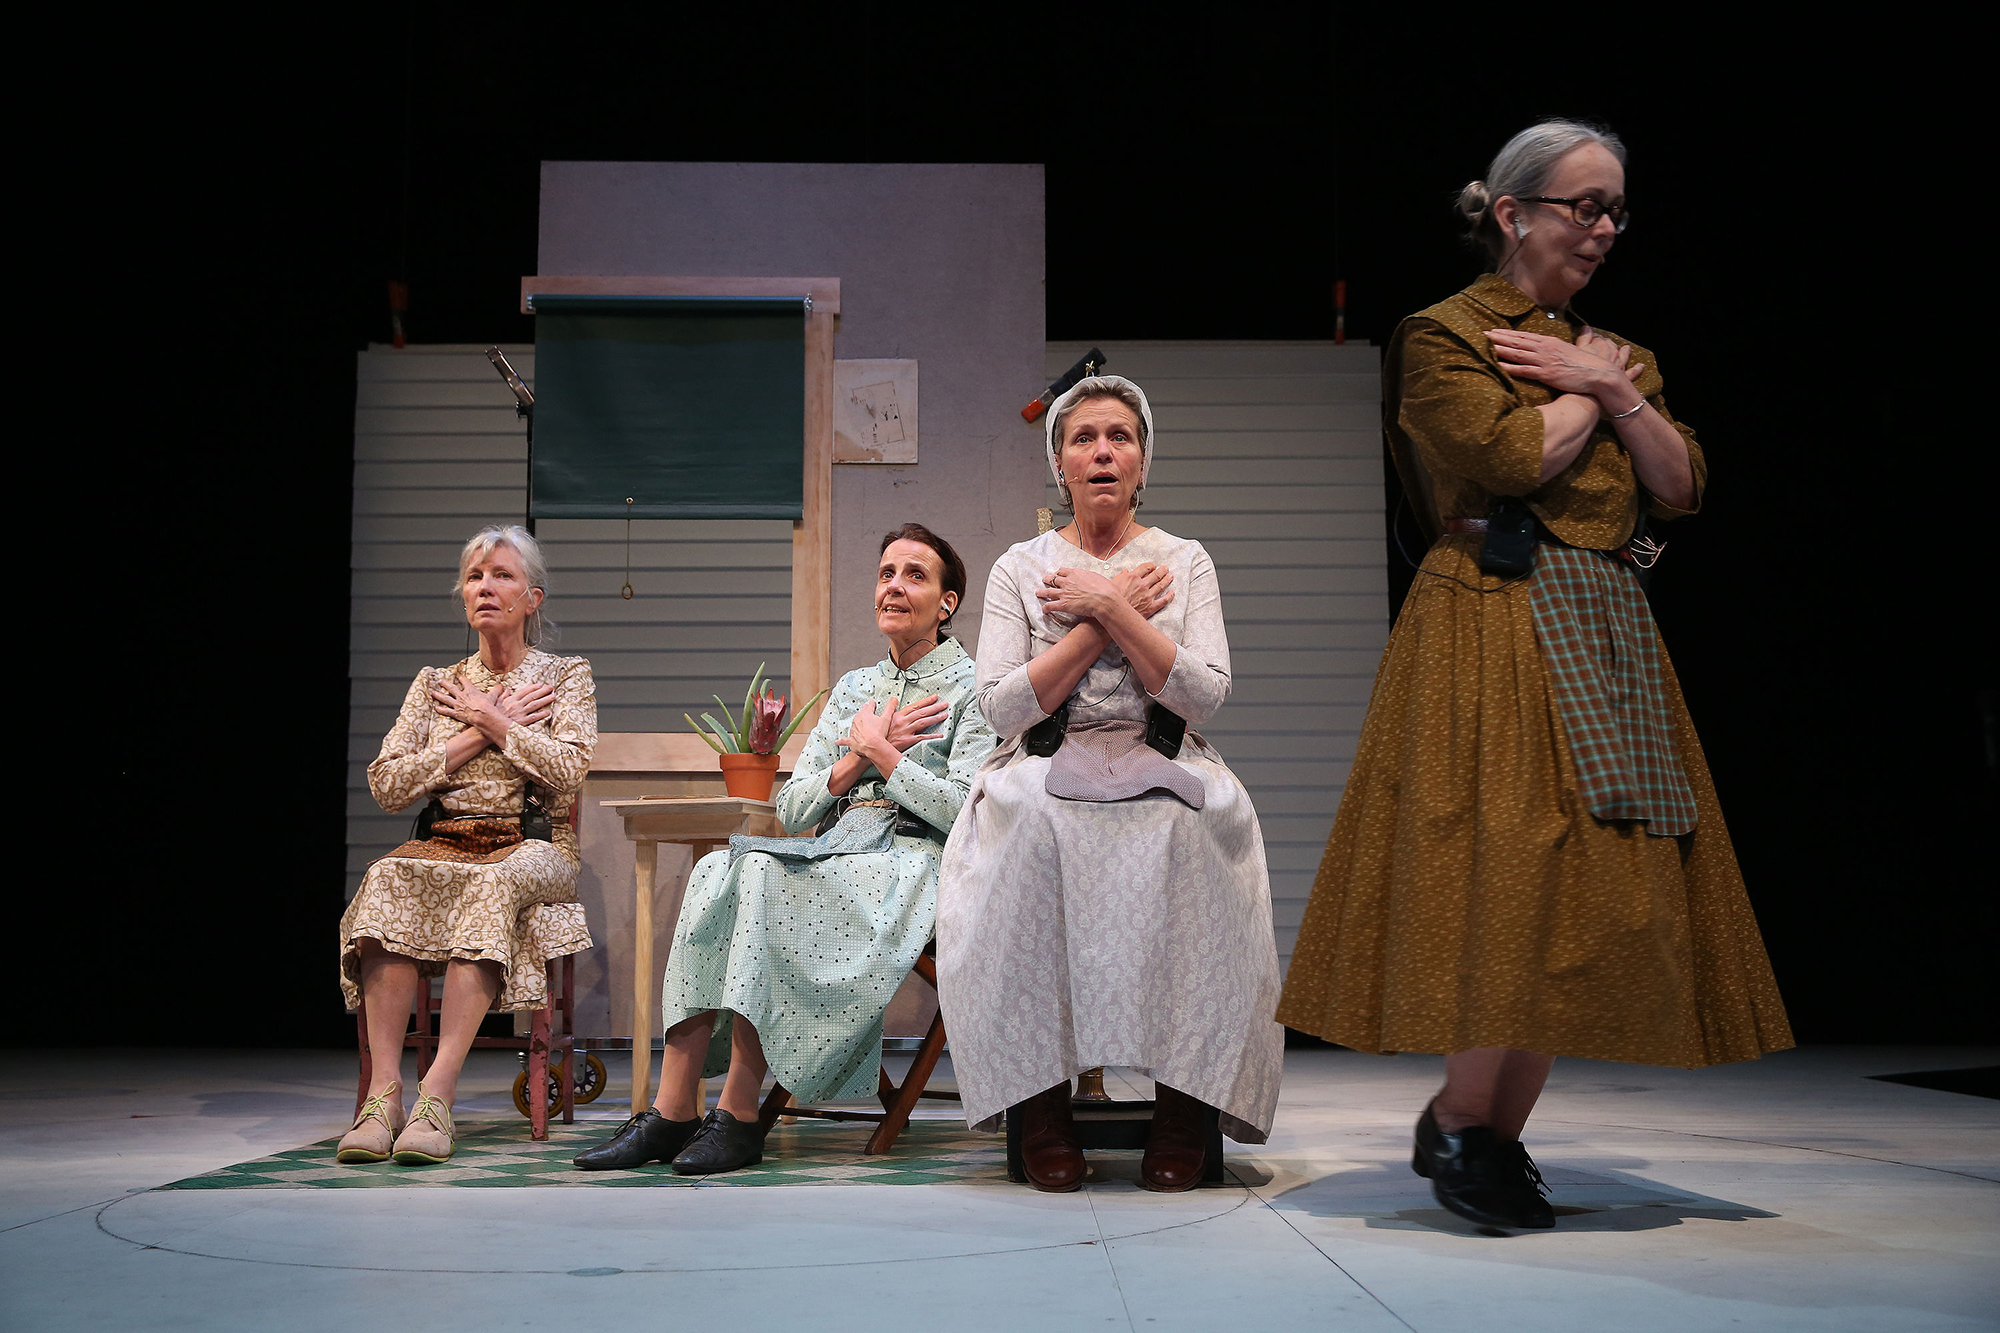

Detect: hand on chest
1028,562,1184,652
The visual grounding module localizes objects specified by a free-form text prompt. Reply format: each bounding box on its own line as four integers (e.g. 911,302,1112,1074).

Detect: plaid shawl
1529,547,1698,836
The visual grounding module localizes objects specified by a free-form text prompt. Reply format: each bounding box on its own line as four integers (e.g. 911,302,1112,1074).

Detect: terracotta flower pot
719,752,782,800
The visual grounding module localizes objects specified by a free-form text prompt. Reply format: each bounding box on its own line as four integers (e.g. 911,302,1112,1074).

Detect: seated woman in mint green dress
574,523,997,1176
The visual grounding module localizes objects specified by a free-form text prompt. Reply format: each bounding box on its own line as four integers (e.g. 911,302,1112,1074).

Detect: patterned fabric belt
1528,545,1697,835
734,800,945,866
382,816,525,865
813,796,943,844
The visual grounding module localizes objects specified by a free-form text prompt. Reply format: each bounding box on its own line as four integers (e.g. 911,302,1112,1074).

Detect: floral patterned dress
339,650,596,1012
937,528,1285,1144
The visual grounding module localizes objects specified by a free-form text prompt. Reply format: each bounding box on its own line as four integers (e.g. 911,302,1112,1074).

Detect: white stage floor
2,1046,1993,1330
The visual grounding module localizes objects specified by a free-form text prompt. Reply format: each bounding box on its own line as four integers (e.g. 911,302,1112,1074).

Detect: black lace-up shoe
572,1110,702,1170
1500,1140,1556,1228
670,1109,767,1175
1413,1102,1548,1229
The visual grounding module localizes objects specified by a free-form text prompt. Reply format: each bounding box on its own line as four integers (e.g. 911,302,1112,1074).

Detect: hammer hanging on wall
1020,348,1108,422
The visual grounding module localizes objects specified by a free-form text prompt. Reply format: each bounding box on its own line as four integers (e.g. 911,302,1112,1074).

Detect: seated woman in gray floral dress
338,525,595,1166
575,524,996,1176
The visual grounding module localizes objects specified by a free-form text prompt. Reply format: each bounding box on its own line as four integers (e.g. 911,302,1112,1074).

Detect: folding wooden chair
755,948,954,1153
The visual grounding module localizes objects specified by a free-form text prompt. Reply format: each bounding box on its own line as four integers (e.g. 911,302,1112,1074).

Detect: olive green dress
1276,274,1792,1068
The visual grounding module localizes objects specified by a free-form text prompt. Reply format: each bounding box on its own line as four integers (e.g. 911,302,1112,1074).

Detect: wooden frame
520,274,838,725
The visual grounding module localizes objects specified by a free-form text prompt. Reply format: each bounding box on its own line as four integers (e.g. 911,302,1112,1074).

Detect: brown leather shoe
1016,1081,1085,1192
1140,1082,1209,1192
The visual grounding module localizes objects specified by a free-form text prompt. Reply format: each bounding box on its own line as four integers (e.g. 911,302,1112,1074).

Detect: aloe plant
686,661,828,756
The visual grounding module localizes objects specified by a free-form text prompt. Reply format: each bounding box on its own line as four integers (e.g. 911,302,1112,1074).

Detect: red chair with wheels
353,947,599,1141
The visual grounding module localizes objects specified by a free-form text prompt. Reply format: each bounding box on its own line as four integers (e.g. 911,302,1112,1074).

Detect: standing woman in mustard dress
1277,121,1791,1229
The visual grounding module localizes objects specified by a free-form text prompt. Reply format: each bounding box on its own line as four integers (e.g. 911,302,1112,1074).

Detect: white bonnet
1044,375,1155,491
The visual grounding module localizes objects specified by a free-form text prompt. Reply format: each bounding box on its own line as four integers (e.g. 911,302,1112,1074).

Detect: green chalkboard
530,294,805,520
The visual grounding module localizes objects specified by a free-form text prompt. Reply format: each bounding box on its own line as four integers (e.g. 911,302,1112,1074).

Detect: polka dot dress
660,638,996,1103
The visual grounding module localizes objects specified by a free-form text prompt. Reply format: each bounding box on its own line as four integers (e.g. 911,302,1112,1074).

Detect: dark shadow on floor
1272,1161,1777,1237
1869,1066,1999,1100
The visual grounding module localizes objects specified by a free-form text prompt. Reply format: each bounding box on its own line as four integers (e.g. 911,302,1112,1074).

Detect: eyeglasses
1522,196,1629,233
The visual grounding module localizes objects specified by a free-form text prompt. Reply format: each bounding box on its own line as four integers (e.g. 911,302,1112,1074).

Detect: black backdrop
50,8,1983,1048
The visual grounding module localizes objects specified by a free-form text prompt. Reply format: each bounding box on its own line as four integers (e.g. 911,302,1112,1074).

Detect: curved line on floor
90,1184,1264,1276
0,1195,125,1236
1534,1116,2000,1186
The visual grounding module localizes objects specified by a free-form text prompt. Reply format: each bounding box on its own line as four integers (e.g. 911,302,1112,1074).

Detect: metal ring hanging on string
622,498,635,599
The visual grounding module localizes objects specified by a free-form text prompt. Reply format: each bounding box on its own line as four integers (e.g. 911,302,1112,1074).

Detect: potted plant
686,663,828,800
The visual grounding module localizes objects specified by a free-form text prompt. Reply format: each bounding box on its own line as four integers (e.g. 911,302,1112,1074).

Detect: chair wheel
511,1070,547,1119
573,1053,607,1104
511,1054,609,1117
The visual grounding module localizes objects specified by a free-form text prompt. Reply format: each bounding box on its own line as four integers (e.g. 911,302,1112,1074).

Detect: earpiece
1513,218,1528,239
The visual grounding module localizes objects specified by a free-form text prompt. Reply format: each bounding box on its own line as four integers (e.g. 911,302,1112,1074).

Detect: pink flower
749,688,789,754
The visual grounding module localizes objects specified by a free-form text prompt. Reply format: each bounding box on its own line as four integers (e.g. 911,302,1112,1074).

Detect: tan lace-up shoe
336,1081,406,1164
391,1084,456,1165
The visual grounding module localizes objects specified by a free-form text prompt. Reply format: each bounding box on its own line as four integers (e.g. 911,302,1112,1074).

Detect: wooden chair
755,948,954,1153
354,951,586,1142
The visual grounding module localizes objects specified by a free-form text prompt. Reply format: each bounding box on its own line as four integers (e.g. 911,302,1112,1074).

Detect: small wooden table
601,796,788,1112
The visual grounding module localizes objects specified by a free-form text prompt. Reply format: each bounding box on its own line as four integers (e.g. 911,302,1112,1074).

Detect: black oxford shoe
670,1109,767,1175
1499,1140,1556,1228
1413,1102,1552,1229
572,1110,702,1170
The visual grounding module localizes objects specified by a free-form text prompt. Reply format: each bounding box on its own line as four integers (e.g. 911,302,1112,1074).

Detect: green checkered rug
158,1118,1010,1190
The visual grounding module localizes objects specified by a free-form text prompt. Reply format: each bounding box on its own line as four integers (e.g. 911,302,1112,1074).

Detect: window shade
530,294,806,520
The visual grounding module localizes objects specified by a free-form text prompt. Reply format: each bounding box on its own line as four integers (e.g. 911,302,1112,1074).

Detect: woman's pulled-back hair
1458,119,1627,267
879,522,967,638
454,523,555,646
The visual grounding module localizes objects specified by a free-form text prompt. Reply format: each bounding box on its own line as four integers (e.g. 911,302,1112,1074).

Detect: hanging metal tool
1020,348,1107,422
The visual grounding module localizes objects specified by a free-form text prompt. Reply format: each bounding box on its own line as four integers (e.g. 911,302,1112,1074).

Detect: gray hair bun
1457,178,1493,226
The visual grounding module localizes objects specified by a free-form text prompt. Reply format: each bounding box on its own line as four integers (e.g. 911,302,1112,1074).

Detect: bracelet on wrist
1608,398,1646,420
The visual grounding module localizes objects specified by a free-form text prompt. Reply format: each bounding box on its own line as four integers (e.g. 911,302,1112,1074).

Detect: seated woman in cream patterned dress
337,525,596,1166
